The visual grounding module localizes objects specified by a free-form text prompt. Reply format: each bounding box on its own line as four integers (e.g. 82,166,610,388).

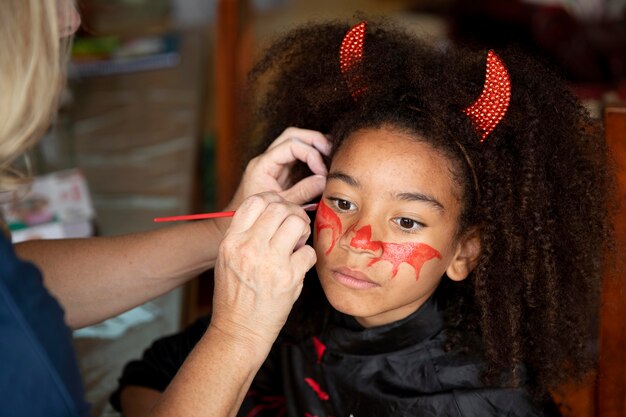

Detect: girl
113,19,614,417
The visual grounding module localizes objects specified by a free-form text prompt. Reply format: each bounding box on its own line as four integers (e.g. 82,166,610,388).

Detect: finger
227,193,282,234
269,215,310,254
291,138,329,175
247,201,310,243
267,127,332,156
281,174,326,205
267,127,330,151
261,137,329,177
295,229,311,250
290,245,317,277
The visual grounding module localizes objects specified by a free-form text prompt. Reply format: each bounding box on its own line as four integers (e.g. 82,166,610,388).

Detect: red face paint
315,200,343,255
350,225,442,279
350,224,382,252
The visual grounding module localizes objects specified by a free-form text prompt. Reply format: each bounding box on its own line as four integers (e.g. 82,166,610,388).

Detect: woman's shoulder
0,233,63,325
0,234,90,416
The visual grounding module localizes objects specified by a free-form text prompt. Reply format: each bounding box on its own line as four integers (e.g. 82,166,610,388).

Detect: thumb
227,193,280,234
281,175,326,205
290,245,317,277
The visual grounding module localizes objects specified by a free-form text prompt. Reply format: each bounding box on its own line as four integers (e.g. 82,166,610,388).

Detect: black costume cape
111,291,559,417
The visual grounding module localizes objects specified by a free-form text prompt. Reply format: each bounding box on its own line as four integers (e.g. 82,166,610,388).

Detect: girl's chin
320,283,374,318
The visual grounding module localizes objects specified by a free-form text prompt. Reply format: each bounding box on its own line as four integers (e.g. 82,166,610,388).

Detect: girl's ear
446,228,481,282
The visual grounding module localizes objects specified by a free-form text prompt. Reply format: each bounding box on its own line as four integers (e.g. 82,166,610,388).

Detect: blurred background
13,0,626,415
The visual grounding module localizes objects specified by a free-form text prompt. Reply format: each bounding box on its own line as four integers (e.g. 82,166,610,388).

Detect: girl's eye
393,217,423,231
329,198,356,212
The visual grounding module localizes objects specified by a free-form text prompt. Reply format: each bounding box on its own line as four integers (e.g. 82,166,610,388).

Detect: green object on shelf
72,36,120,59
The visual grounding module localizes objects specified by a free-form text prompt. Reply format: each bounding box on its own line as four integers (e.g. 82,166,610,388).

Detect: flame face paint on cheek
375,241,442,279
315,200,343,254
350,225,442,279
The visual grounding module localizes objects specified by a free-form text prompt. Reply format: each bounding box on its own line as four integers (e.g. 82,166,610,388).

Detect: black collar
323,290,445,355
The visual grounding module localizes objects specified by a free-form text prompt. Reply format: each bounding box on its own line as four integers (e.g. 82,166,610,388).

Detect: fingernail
315,141,332,155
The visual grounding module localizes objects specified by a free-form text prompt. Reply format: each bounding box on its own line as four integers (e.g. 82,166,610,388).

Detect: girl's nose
342,222,383,255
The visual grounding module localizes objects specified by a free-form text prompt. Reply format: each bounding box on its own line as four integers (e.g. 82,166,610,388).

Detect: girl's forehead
328,128,461,206
331,128,451,178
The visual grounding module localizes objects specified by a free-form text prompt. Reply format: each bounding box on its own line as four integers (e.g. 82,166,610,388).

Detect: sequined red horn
463,50,512,142
340,21,367,99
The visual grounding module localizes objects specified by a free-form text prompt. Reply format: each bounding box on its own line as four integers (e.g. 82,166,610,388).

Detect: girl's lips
332,267,380,289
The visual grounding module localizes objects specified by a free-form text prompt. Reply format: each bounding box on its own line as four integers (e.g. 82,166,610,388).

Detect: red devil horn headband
339,23,512,142
340,21,366,98
463,50,512,141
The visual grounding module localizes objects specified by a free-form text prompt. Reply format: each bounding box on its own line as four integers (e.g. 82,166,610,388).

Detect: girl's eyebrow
395,192,445,212
327,171,445,212
327,171,360,188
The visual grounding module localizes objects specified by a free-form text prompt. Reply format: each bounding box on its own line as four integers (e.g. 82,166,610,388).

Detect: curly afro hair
243,19,616,395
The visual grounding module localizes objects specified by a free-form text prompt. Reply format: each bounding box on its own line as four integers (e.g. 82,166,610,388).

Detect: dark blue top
0,233,90,417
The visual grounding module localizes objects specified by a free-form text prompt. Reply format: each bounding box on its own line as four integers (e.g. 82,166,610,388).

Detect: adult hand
229,127,331,210
210,193,316,348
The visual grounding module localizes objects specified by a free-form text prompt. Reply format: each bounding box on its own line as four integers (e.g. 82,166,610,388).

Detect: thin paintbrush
153,203,319,223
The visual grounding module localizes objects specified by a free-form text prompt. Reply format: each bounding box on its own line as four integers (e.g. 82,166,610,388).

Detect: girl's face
314,127,479,328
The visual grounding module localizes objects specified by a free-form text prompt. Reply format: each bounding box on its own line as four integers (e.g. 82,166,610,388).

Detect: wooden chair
597,104,626,417
555,104,626,417
214,0,252,209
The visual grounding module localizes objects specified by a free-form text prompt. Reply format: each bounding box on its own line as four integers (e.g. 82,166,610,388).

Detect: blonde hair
0,1,72,191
